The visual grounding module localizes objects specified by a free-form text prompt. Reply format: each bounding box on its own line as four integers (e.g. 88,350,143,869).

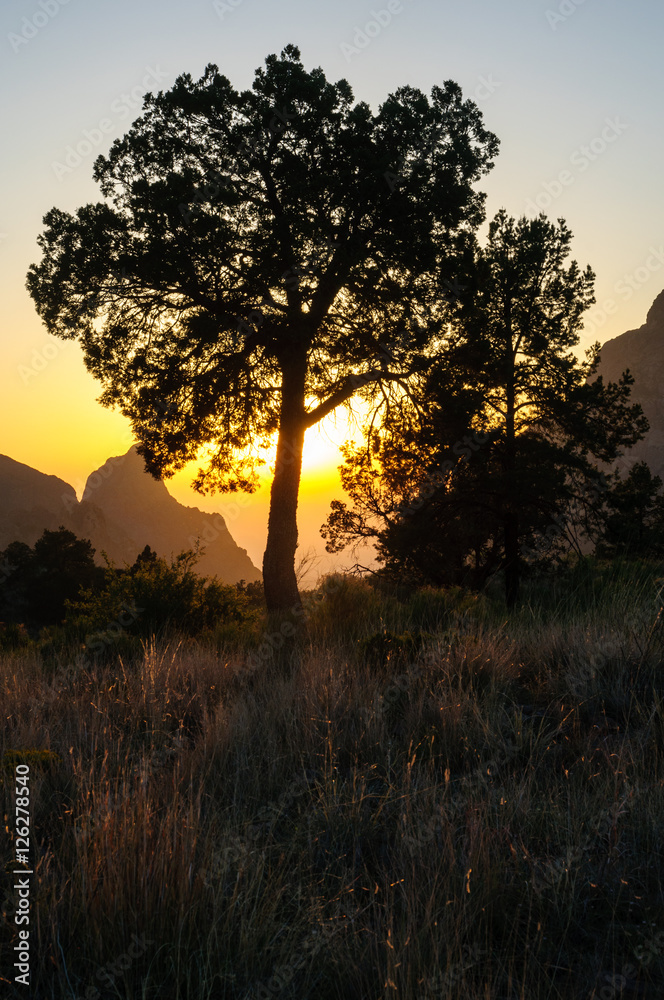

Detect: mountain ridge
0,447,261,584
594,288,664,481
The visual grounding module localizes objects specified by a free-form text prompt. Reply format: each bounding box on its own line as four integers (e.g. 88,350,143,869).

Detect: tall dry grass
1,558,663,998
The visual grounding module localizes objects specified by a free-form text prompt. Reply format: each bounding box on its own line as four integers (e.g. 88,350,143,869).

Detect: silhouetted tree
322,331,502,588
26,45,498,612
324,212,648,605
595,461,664,559
130,545,159,574
0,528,104,628
0,541,33,625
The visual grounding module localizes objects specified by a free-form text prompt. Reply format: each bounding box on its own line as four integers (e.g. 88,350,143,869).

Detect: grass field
1,558,664,998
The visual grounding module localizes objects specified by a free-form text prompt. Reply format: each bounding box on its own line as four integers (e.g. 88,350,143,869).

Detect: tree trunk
503,303,520,608
504,512,519,608
262,355,307,612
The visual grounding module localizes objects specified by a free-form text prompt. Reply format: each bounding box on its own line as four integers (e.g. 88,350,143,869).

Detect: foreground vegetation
1,558,664,998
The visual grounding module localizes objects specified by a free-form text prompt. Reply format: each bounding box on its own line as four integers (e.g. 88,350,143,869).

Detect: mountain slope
79,447,260,582
0,448,260,584
594,289,664,480
0,454,80,550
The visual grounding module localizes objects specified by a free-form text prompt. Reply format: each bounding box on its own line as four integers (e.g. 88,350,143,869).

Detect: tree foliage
0,528,104,628
595,461,664,559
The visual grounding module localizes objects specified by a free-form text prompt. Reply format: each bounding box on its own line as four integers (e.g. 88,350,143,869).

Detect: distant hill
0,447,261,584
593,289,664,481
0,457,79,549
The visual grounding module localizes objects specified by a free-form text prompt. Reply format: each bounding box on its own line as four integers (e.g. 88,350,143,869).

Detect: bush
0,529,105,630
0,622,31,653
402,584,486,631
1,748,62,772
305,573,390,638
64,548,260,658
358,629,433,669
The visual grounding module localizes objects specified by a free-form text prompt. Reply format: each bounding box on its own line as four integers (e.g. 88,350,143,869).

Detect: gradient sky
2,0,663,579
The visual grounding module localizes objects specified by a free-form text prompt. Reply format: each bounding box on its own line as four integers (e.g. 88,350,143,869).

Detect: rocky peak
646,289,664,330
593,289,664,480
0,447,260,584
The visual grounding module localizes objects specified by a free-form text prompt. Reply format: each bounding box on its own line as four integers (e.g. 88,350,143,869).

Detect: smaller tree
0,541,33,626
130,544,160,574
323,212,649,605
0,528,104,628
595,461,664,560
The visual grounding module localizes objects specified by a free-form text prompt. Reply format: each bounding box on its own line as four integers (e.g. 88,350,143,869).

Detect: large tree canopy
27,44,498,611
323,212,648,605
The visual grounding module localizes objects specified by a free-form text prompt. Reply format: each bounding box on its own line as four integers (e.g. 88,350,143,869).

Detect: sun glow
162,408,367,581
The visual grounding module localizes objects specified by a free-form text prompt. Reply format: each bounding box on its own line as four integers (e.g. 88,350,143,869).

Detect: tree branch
303,370,410,429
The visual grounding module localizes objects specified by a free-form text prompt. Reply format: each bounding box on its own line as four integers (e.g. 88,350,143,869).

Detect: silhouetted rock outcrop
0,455,79,549
593,289,664,479
0,447,260,584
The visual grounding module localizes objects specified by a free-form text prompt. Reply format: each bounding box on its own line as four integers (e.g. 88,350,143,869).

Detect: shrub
403,585,486,631
64,548,260,657
358,629,432,669
1,749,62,772
0,529,105,629
0,622,31,653
305,573,389,638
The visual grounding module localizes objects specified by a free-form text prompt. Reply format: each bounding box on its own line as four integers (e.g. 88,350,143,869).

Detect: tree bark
504,512,519,608
503,302,520,609
262,354,307,612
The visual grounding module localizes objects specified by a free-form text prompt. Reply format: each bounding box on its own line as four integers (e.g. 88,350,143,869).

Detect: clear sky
2,0,663,579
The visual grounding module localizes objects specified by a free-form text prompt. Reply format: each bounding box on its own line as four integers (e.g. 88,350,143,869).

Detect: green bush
63,548,260,657
0,622,31,653
1,749,62,772
306,573,390,638
0,529,105,630
358,629,433,669
402,584,486,630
